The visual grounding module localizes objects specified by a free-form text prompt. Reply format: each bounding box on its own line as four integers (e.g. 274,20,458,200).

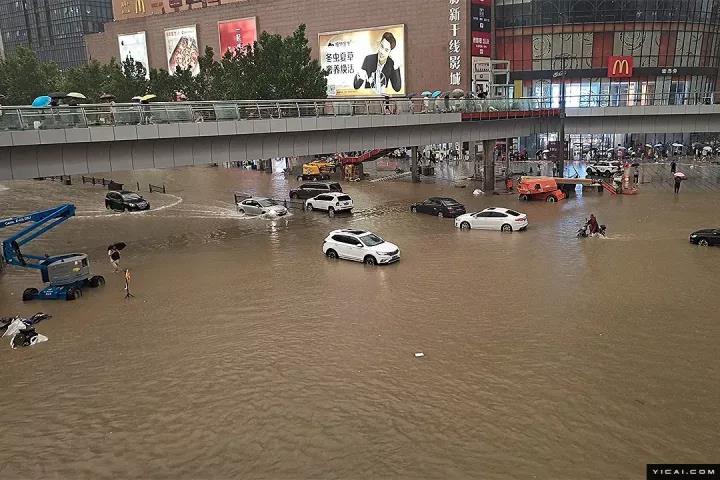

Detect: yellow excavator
300,160,335,180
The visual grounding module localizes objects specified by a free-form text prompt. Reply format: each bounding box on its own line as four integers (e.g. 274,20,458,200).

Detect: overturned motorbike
1,313,51,349
577,221,607,238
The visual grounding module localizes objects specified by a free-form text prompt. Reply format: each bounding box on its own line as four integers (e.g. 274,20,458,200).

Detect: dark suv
105,191,150,211
410,197,466,218
289,182,343,200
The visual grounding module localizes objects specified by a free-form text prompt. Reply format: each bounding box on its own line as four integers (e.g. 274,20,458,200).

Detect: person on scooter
587,214,600,236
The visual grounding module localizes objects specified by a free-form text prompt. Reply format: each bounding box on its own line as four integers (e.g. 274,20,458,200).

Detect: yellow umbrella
140,94,157,102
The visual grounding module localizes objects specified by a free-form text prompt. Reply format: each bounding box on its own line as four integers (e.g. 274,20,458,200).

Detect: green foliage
0,26,327,105
0,47,62,105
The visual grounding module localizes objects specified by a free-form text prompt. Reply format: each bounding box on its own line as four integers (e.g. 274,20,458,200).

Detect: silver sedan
237,197,288,217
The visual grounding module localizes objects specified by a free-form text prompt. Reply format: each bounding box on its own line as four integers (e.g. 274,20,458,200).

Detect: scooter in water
577,221,607,238
1,313,51,349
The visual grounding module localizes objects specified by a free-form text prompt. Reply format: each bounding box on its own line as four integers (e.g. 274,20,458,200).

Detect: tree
148,68,176,102
62,60,114,103
0,25,326,105
0,47,62,105
242,24,327,100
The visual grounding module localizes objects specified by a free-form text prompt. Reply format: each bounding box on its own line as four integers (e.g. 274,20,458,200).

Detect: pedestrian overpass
0,96,718,180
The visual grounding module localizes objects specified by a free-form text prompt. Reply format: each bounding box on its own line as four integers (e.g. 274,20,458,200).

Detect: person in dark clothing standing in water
670,160,677,174
674,176,682,194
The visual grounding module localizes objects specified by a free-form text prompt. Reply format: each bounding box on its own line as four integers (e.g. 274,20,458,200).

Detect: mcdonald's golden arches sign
608,56,633,78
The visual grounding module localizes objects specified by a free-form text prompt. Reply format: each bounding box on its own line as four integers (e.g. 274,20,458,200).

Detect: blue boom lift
0,204,105,301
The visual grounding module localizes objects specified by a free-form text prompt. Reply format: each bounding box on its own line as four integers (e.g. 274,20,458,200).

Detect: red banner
472,32,491,57
218,18,257,55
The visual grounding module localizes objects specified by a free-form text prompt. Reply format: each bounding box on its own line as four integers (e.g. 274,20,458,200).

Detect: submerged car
689,228,720,246
410,197,466,218
237,197,288,216
455,207,528,232
322,229,400,265
306,192,353,213
105,191,150,211
289,182,343,200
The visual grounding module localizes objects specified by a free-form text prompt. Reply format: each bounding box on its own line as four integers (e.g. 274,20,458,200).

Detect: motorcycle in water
577,220,607,238
1,313,51,349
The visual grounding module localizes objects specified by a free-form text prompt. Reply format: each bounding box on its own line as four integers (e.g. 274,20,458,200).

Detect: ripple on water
0,170,719,479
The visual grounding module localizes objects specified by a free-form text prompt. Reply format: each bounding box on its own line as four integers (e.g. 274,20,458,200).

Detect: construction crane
0,204,105,301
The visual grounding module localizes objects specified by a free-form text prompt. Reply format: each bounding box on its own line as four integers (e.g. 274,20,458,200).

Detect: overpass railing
0,92,715,132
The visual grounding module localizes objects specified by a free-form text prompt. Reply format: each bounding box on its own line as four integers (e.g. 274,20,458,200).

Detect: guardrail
0,92,717,132
149,183,167,194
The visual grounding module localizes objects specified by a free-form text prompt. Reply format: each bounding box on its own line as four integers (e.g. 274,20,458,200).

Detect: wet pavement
0,166,719,479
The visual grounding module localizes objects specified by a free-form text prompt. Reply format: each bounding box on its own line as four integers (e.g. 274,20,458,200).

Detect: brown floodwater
0,166,718,479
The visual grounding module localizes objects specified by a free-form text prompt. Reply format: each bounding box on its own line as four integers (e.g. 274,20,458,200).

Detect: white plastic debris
473,189,484,196
414,352,425,358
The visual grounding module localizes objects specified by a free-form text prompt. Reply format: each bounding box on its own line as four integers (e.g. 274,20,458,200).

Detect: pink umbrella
674,172,686,179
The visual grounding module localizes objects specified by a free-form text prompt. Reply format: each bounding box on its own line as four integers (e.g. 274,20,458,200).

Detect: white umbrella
703,146,713,151
66,92,87,99
672,143,684,147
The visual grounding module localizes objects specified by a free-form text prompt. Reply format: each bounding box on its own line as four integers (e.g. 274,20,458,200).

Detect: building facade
87,0,473,96
0,0,114,68
496,0,720,106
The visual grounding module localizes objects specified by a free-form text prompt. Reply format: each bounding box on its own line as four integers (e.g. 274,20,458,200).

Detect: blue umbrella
31,96,52,108
431,90,442,98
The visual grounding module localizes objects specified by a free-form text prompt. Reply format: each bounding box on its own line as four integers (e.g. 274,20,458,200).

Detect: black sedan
105,191,150,212
410,197,466,218
689,229,720,246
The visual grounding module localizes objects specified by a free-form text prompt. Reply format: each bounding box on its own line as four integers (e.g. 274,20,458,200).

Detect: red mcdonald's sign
608,56,633,78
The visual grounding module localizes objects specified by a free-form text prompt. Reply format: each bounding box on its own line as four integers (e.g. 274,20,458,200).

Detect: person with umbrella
674,172,685,194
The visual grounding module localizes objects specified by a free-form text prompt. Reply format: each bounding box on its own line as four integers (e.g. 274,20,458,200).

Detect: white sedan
454,207,528,232
306,192,353,214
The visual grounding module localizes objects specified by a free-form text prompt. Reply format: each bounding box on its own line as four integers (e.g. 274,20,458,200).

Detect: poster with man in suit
319,25,405,97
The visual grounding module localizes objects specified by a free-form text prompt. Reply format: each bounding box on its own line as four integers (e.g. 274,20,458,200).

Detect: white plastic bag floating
2,318,48,349
473,189,484,196
2,318,26,340
30,334,48,345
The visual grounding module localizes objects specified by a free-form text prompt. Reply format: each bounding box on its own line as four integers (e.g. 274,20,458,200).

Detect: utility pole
553,56,568,179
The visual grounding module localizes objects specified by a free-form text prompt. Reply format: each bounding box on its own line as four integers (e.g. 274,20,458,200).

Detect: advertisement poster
164,25,200,76
471,0,492,57
319,25,405,96
218,17,257,55
118,32,150,79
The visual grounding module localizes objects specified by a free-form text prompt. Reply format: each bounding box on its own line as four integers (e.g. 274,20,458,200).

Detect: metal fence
0,92,717,132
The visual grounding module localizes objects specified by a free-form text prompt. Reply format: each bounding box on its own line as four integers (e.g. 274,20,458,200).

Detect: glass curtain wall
497,0,720,105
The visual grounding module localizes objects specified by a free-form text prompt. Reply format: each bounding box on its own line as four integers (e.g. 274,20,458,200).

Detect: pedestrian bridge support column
411,146,420,183
483,139,496,194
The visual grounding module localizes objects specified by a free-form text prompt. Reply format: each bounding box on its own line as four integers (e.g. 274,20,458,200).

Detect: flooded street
1,166,719,479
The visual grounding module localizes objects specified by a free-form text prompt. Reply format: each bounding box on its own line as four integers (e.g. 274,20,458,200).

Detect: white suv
322,229,400,265
306,192,353,214
586,161,622,176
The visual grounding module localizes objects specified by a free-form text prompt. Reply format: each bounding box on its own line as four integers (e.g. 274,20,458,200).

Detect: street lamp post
553,57,568,178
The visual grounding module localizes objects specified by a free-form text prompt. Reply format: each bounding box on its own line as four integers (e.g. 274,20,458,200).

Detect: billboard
165,25,200,76
471,0,492,57
319,25,405,96
218,17,257,55
118,32,150,79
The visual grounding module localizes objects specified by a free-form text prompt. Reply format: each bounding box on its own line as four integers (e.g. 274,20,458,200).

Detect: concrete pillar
469,141,481,178
411,146,419,183
505,136,511,175
483,139,496,193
